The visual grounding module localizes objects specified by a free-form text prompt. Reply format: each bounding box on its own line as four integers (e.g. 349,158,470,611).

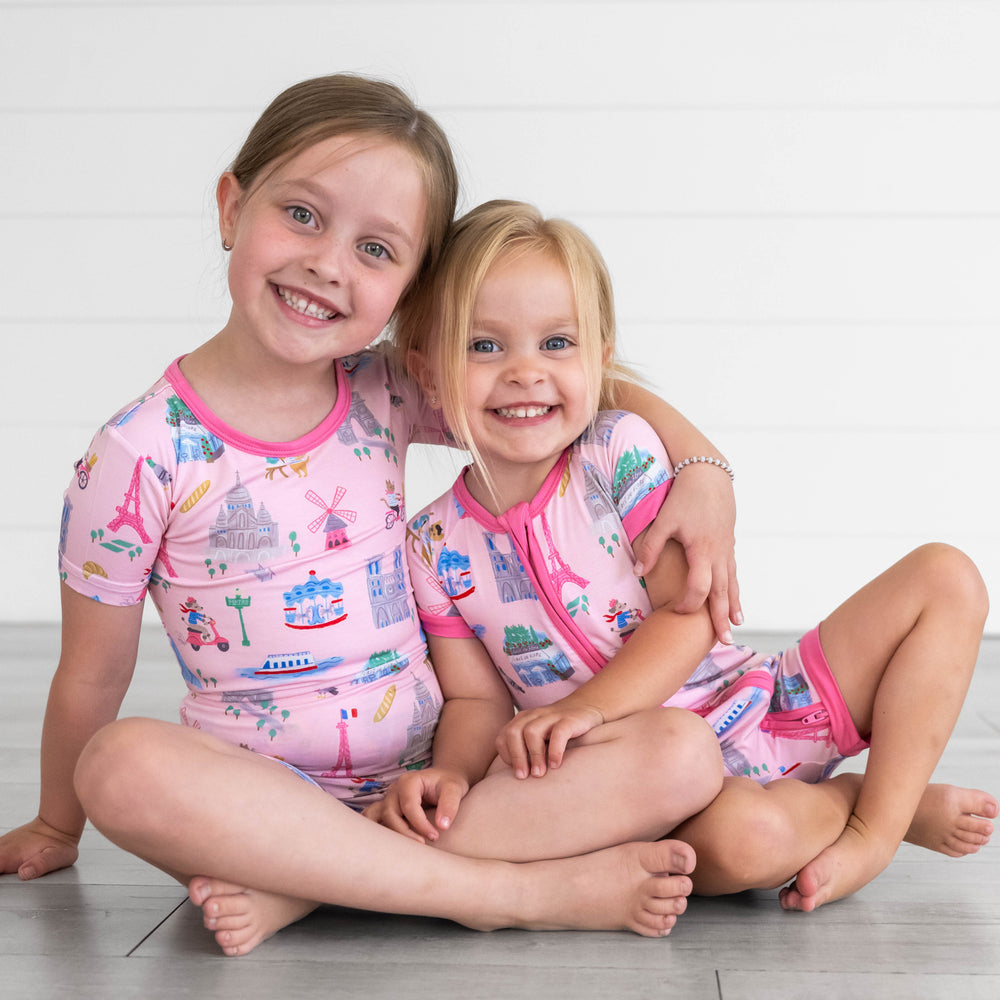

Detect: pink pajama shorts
676,627,870,785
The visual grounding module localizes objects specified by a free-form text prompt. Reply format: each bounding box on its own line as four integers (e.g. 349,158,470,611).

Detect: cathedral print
207,473,284,564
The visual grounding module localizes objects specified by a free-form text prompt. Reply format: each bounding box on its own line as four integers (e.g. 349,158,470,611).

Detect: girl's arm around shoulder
495,531,716,779
364,632,514,842
378,344,453,449
0,585,142,879
612,381,740,643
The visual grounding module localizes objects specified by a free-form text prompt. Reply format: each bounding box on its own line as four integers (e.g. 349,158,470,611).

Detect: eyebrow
274,178,419,251
473,316,579,332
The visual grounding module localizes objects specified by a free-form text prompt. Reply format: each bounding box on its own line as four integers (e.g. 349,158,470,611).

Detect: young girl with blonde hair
380,199,996,910
0,77,745,954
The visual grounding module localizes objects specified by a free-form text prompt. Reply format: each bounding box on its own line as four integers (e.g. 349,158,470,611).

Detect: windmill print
305,487,358,550
413,570,455,618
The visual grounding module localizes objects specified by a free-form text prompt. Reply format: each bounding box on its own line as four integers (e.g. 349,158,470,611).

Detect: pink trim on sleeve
621,479,673,542
417,608,476,639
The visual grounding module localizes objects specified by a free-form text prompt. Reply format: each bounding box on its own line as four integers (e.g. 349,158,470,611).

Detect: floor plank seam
125,897,190,958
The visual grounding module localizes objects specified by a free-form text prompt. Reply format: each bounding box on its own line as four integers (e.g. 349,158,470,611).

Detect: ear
216,172,244,248
406,350,440,407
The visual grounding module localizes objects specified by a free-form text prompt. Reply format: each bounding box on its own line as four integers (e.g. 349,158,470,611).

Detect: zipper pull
800,708,829,726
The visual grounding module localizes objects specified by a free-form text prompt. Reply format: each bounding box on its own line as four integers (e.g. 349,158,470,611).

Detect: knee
912,543,989,623
74,717,164,827
638,708,724,805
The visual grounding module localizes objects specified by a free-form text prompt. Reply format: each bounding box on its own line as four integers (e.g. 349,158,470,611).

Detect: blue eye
289,206,314,226
362,242,389,260
469,339,499,354
544,336,570,351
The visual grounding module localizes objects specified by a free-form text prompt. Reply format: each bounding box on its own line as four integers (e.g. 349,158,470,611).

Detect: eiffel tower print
106,457,152,543
541,511,587,597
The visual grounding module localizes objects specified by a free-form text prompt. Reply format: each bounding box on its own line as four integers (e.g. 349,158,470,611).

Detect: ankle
844,812,901,866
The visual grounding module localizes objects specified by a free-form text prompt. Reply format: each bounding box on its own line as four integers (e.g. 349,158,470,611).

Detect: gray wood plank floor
3,624,998,1000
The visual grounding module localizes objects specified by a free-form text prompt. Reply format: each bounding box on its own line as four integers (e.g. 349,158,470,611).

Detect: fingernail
20,867,36,881
734,611,744,626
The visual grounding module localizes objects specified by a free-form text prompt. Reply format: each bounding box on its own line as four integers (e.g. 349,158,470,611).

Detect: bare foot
778,818,894,913
188,876,319,956
905,784,997,857
780,781,997,913
187,840,695,944
506,839,698,937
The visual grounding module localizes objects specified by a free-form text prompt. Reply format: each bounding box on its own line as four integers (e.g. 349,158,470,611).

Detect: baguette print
373,684,397,722
179,480,211,512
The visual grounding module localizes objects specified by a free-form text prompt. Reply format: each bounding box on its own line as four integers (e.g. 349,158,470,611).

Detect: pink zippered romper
408,411,868,784
59,348,444,807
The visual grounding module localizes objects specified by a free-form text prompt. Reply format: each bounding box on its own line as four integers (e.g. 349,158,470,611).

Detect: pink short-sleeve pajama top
59,348,444,806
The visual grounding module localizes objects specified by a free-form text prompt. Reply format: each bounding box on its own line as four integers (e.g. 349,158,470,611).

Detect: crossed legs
76,707,721,955
673,544,996,907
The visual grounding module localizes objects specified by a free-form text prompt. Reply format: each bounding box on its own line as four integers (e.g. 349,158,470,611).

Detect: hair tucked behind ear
393,199,635,501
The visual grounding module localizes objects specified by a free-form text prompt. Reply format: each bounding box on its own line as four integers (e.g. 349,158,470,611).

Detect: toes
216,927,262,956
778,885,799,910
975,794,999,819
642,890,688,917
648,874,692,900
189,876,245,906
207,911,253,932
632,910,679,937
780,886,817,913
188,876,212,905
641,839,696,877
789,864,820,901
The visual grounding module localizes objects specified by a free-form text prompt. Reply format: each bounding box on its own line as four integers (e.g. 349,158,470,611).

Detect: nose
304,232,348,284
503,349,547,387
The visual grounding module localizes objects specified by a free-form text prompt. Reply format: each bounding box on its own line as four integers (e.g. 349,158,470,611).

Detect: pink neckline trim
165,357,350,457
452,450,570,528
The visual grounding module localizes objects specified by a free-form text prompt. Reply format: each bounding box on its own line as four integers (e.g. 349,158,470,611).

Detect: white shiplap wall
1,1,998,632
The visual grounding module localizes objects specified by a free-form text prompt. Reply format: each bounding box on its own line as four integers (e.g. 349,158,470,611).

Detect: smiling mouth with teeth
494,406,553,419
276,286,340,321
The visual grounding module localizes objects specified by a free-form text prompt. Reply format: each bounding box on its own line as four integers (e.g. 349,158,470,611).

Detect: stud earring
222,239,233,252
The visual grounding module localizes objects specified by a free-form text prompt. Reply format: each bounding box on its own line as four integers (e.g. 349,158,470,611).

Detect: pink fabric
59,348,446,806
164,358,353,457
800,626,870,756
409,410,867,784
411,411,674,682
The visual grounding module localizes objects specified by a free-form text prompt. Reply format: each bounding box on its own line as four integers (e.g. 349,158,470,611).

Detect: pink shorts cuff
799,626,870,757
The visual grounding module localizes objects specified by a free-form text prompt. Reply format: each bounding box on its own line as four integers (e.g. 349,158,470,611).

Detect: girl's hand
495,703,604,779
362,768,470,843
0,816,80,880
633,463,741,644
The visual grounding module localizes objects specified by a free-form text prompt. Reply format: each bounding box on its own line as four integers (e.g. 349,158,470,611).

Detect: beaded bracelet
672,456,735,481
